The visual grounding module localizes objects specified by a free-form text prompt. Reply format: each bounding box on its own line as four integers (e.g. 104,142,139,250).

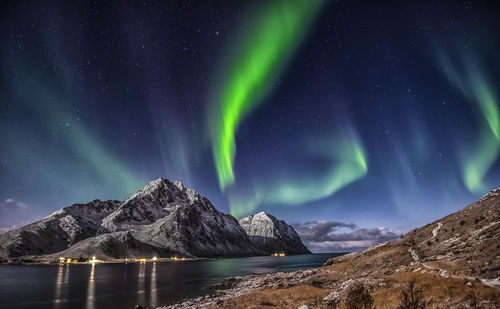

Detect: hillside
163,188,500,308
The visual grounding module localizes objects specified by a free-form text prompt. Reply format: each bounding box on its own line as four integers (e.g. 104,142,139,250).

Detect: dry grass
201,192,500,309
371,272,499,308
216,271,499,309
220,285,330,309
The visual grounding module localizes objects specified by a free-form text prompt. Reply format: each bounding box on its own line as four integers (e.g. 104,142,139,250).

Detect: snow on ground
431,222,442,239
481,278,500,287
408,248,419,262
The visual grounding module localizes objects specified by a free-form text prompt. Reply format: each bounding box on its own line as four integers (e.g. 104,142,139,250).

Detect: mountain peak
239,212,310,255
0,178,310,260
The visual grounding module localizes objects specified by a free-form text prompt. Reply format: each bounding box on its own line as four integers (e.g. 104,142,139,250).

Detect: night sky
1,1,499,251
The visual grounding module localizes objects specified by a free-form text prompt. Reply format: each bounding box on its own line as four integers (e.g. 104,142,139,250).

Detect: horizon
1,0,500,254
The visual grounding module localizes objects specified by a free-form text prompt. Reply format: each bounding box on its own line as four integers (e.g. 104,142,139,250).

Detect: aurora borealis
1,1,500,250
210,0,322,190
437,47,500,194
228,127,368,218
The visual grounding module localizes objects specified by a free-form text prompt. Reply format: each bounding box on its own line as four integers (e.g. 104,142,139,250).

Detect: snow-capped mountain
0,178,309,261
0,199,121,258
239,212,311,255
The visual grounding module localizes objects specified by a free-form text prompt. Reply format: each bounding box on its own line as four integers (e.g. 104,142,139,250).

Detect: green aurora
229,129,368,218
209,0,323,190
4,65,145,200
438,49,500,194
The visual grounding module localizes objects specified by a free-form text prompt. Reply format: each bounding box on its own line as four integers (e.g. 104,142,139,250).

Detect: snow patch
408,248,419,262
471,221,499,237
431,222,442,239
481,278,500,287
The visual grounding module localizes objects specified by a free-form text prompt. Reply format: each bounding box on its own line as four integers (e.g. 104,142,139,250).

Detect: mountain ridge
0,178,310,261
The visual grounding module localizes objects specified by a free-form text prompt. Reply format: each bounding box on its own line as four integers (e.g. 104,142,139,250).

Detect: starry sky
1,1,499,251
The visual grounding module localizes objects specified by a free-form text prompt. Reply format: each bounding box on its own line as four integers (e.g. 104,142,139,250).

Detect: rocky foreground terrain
162,189,500,308
0,178,309,262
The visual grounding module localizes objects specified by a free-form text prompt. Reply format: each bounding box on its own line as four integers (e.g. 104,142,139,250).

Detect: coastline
161,246,500,309
0,256,204,265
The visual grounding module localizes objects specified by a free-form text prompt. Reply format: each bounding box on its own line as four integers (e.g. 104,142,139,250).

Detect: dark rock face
134,200,261,257
239,212,311,255
47,231,173,260
0,178,306,261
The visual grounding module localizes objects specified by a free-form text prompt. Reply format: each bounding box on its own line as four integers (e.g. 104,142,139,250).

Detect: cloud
0,198,42,233
292,221,399,253
2,198,28,209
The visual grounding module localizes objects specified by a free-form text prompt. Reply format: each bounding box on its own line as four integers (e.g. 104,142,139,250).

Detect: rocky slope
131,186,262,257
163,188,500,309
0,178,308,261
0,199,121,258
45,231,173,260
239,212,310,255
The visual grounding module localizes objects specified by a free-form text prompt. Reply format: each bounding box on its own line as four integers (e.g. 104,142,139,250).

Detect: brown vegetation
345,284,375,309
163,189,500,309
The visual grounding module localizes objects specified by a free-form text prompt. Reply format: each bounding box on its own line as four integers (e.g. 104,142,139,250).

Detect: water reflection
151,262,157,307
54,263,70,308
86,264,95,309
210,257,240,276
1,253,340,309
137,262,146,305
54,264,64,307
63,264,70,284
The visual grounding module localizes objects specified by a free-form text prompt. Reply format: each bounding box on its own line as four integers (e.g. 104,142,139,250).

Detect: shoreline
0,252,325,266
0,256,205,265
160,249,500,309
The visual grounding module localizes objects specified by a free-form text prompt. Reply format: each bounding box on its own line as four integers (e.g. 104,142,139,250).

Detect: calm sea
0,253,343,309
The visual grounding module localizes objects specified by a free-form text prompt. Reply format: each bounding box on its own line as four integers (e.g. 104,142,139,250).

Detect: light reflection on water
0,253,342,309
54,264,70,308
54,265,63,307
151,262,157,307
85,263,95,309
137,262,146,305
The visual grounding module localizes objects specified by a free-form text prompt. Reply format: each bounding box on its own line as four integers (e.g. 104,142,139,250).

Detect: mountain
0,199,121,258
45,231,173,260
239,212,311,255
0,178,309,261
101,179,193,232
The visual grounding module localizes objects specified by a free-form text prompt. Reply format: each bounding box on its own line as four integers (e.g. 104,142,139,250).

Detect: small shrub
397,281,426,309
466,290,480,309
345,283,375,309
259,302,276,307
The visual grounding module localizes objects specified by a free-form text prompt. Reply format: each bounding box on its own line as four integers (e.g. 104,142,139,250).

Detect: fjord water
0,253,342,309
